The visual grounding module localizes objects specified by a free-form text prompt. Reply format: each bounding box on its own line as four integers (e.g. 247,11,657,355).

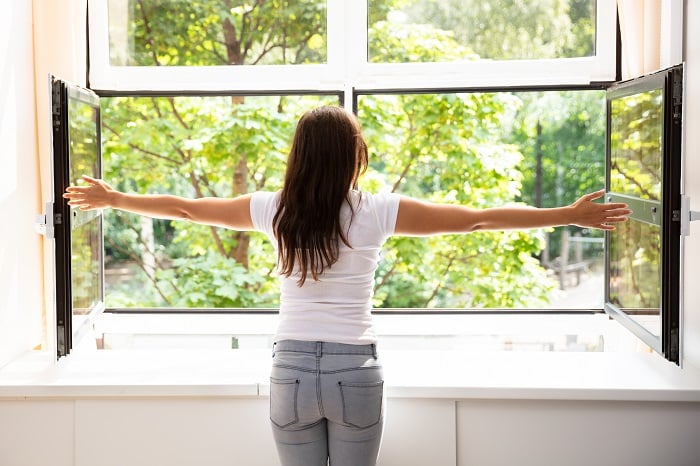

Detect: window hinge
35,202,57,239
680,195,700,236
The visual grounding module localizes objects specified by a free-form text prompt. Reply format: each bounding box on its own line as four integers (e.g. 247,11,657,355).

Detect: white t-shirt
250,190,401,344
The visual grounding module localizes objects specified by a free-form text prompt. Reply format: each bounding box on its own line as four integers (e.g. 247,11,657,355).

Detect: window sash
87,0,618,93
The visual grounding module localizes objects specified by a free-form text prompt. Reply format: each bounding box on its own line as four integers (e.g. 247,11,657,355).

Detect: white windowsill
1,349,700,402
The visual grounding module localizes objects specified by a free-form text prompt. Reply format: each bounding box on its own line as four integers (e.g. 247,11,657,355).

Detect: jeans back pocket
338,380,384,429
270,377,300,428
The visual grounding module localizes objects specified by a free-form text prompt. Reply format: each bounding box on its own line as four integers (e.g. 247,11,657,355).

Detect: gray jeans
269,340,384,466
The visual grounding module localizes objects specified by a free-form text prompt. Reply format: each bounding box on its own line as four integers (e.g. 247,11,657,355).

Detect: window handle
35,201,57,239
680,195,700,236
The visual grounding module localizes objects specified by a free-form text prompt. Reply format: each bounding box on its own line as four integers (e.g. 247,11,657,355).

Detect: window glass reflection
608,219,661,335
68,99,103,314
610,89,663,201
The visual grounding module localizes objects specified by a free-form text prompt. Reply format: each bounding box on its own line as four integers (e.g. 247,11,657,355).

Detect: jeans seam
316,352,325,418
321,366,382,375
276,350,375,355
272,363,317,373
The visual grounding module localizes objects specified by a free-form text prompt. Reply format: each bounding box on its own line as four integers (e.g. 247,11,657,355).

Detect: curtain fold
617,0,662,79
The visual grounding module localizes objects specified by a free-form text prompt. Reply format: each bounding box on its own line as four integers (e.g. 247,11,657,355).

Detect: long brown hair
273,106,369,285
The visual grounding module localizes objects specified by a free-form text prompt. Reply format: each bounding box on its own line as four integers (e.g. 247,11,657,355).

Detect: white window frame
88,0,618,97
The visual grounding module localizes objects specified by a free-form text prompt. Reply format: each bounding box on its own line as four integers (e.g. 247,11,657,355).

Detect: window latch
35,202,57,239
680,195,700,237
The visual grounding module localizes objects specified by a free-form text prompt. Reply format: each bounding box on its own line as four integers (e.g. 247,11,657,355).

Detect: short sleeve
371,192,401,238
249,191,280,239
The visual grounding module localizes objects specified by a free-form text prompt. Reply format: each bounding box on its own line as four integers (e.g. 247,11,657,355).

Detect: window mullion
591,0,618,81
334,0,367,107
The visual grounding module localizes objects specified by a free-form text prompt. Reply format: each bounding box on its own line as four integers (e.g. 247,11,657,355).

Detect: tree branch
102,122,180,166
423,252,458,307
104,235,175,305
373,264,397,294
136,0,162,66
167,97,190,130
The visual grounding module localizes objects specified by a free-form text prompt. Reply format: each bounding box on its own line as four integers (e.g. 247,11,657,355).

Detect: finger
63,190,85,197
604,216,629,223
65,186,88,193
594,223,615,231
81,174,99,185
602,203,629,210
603,208,632,215
582,189,606,202
74,203,95,211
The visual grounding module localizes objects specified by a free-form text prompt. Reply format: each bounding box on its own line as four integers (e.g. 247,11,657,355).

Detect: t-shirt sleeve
372,192,401,238
249,191,280,238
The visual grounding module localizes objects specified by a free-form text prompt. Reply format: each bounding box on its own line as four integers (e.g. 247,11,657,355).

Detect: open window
604,64,684,365
50,75,105,358
47,3,684,361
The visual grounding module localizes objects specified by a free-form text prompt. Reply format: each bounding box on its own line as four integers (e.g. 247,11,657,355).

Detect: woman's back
251,189,400,344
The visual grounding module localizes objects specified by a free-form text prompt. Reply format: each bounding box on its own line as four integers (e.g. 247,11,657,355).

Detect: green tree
509,91,606,263
360,21,555,307
103,95,334,307
118,0,326,66
102,0,331,307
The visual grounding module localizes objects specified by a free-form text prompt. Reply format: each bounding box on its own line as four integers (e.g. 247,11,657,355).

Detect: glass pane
101,94,339,308
609,89,663,201
68,98,103,315
108,0,327,66
357,90,606,309
102,91,604,310
368,0,596,63
608,219,661,336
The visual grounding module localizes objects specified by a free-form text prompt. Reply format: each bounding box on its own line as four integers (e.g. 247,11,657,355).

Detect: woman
64,105,630,466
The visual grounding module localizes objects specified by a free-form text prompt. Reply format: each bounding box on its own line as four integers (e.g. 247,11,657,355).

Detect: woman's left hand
569,189,631,230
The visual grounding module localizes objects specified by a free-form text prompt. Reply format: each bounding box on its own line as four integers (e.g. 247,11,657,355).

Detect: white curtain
617,0,662,79
617,0,685,79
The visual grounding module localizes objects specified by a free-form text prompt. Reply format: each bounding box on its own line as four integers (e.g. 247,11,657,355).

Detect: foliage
102,95,335,307
508,91,606,261
154,252,272,307
118,0,326,65
369,0,593,61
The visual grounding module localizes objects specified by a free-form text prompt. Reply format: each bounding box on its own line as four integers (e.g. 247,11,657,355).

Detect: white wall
0,0,43,368
682,0,700,370
1,397,699,466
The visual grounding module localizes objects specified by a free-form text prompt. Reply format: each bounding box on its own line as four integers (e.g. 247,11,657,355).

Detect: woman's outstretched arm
63,175,254,230
394,189,631,236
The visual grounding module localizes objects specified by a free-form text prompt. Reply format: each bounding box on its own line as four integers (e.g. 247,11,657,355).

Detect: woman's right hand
63,175,116,211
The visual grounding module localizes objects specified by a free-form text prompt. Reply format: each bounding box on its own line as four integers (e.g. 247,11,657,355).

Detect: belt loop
316,341,323,357
371,343,377,359
271,341,276,357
